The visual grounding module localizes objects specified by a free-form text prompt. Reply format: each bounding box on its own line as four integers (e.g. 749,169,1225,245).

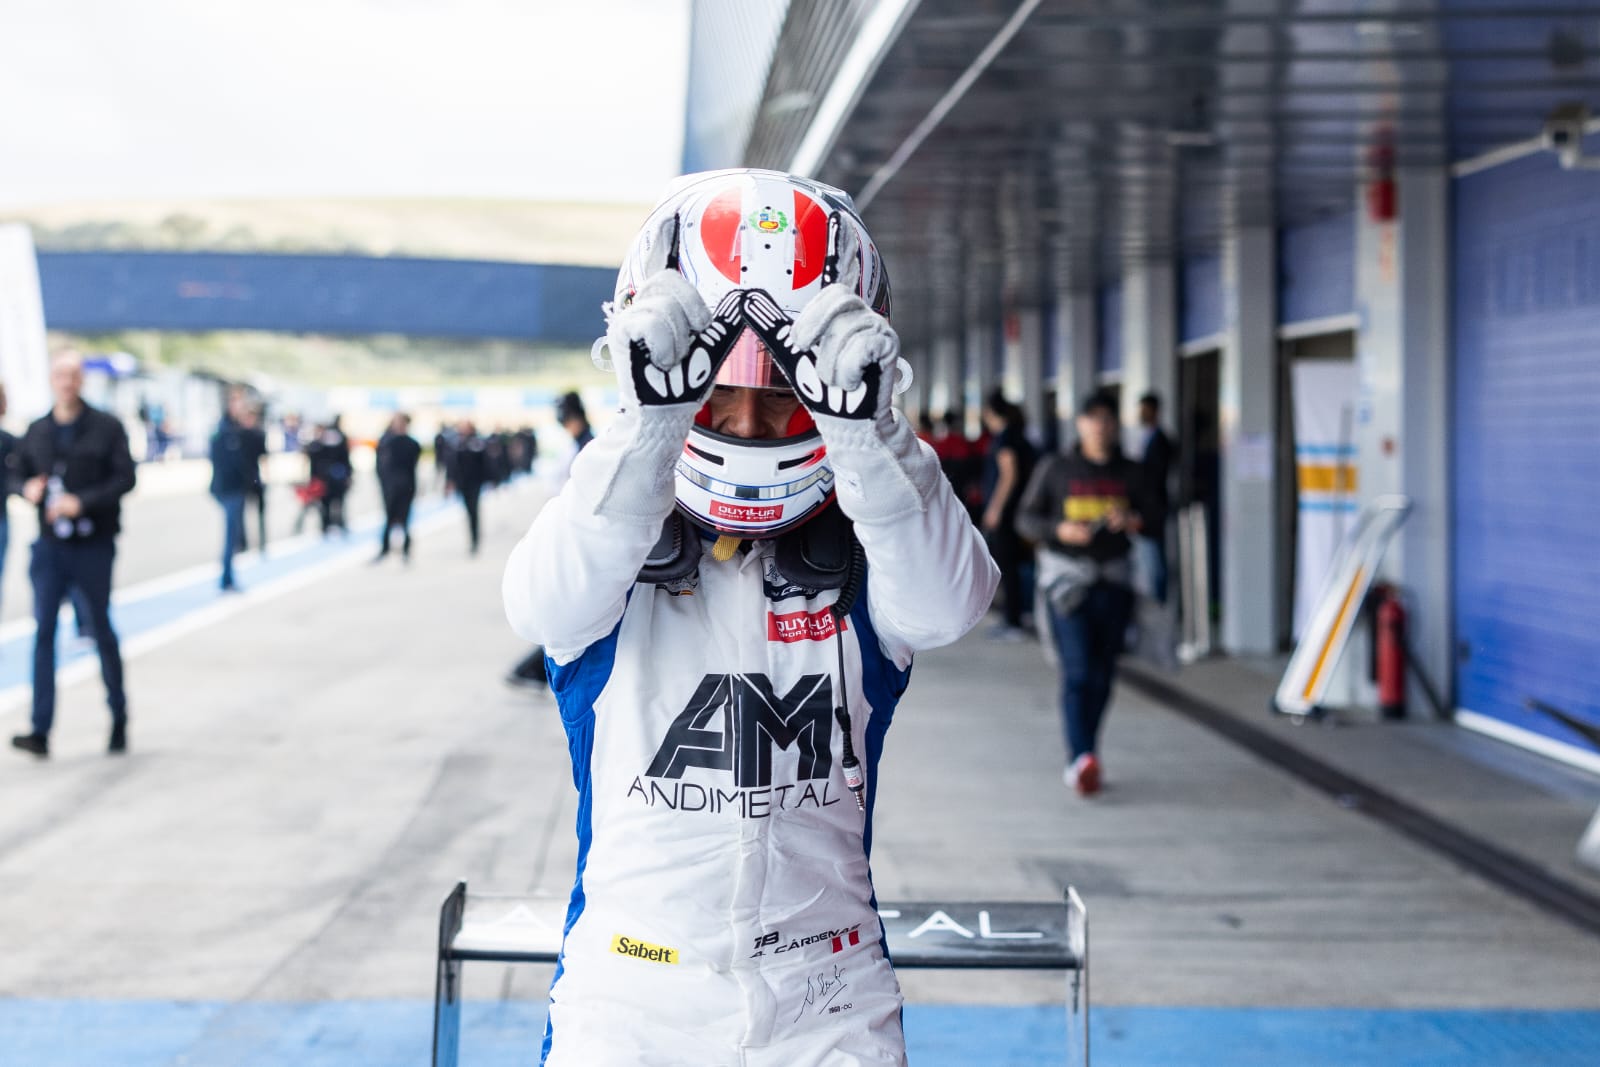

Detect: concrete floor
1,478,1596,1026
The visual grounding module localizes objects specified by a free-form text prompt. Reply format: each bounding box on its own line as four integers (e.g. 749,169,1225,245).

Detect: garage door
1453,142,1600,768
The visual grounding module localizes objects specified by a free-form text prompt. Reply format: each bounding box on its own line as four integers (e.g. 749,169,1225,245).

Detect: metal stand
433,881,1090,1065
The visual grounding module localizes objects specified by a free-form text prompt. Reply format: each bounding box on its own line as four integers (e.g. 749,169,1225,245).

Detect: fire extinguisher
1375,586,1407,719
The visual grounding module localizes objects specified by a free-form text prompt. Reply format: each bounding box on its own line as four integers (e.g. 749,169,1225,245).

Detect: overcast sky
0,0,690,208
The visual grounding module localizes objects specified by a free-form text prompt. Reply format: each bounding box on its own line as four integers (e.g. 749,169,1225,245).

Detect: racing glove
744,241,939,524
586,216,742,523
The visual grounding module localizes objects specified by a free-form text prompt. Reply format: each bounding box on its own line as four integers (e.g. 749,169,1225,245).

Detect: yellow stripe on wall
1298,463,1358,494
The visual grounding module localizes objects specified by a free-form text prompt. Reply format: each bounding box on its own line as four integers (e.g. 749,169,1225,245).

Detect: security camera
1542,102,1600,169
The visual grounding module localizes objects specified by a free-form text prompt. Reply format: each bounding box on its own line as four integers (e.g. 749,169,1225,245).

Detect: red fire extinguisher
1376,586,1407,719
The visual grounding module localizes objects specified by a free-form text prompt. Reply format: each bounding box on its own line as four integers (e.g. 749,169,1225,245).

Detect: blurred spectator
432,426,455,495
374,413,422,563
447,419,490,555
506,393,591,690
0,384,15,619
980,391,1037,640
932,411,982,521
1015,390,1152,796
281,412,303,453
915,411,935,443
238,402,269,556
210,387,264,593
488,428,513,486
1136,392,1175,604
11,352,137,759
292,422,325,535
138,397,167,461
513,426,538,475
305,416,352,536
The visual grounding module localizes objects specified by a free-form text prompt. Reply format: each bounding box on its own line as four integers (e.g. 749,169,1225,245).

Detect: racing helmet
613,169,891,539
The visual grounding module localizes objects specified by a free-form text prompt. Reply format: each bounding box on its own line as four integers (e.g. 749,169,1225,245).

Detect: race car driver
503,169,998,1067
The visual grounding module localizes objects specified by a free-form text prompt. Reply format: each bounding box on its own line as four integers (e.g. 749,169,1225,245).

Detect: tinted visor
715,327,783,389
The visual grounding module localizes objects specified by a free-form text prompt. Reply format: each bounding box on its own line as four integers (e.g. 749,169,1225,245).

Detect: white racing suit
504,418,997,1067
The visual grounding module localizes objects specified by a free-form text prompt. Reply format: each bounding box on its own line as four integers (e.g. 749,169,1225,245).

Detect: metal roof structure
721,0,1600,348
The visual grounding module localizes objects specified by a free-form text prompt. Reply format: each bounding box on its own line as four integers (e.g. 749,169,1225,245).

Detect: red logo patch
831,930,860,953
711,500,784,524
767,608,845,643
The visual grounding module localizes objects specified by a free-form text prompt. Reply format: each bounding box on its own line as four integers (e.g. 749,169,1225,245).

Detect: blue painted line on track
2,1001,1598,1066
0,490,479,695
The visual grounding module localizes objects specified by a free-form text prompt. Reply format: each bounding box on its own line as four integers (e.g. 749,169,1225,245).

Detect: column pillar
1120,258,1178,432
1053,287,1098,447
1018,305,1048,441
1354,165,1453,713
1220,226,1279,655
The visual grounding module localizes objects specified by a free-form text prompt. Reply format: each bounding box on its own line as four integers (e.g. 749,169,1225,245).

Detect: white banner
0,224,52,428
1291,359,1359,638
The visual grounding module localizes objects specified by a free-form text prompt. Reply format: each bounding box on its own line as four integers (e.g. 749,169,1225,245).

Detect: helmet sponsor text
710,500,784,524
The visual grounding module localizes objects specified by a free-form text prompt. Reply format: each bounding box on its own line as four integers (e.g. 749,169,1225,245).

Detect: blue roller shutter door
1453,144,1600,760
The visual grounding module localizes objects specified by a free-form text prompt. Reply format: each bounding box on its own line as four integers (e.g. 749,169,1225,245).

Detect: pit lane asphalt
0,476,1595,1065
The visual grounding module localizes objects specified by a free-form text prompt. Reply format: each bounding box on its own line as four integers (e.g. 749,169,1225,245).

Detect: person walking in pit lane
1015,390,1155,796
447,420,490,555
503,169,996,1066
11,351,137,759
374,412,422,563
210,386,266,593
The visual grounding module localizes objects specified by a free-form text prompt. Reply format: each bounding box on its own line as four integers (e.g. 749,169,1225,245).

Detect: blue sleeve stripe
538,612,623,1065
848,568,912,859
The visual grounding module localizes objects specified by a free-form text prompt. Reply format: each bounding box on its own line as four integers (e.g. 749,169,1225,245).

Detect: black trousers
380,482,416,555
987,525,1029,628
31,537,125,735
460,483,483,550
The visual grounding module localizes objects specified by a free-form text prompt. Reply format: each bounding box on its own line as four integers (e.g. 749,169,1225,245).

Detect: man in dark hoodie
11,351,137,759
1015,390,1153,796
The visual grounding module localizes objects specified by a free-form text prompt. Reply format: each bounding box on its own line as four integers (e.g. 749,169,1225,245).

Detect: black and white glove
587,216,741,522
743,228,937,524
743,286,895,423
612,274,744,410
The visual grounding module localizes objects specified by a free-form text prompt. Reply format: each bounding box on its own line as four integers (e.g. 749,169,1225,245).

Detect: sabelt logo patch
710,500,784,524
611,934,679,965
768,608,845,643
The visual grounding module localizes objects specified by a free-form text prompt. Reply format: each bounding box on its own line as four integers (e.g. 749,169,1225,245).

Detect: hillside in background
5,198,648,266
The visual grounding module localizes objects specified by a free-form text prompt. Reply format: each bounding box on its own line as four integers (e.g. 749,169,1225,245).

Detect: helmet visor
715,327,783,389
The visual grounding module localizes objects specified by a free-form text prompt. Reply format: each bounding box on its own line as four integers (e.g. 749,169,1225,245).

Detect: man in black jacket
11,352,137,759
374,412,422,562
